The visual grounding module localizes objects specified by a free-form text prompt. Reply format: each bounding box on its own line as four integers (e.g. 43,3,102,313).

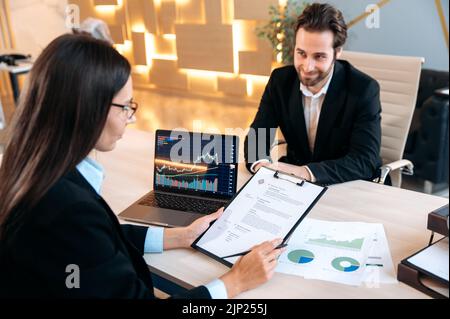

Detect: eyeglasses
111,100,138,119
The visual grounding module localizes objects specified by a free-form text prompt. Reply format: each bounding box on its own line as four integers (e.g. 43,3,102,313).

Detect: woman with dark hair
0,34,284,299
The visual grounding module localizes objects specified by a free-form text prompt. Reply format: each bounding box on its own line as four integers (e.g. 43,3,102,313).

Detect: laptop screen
153,130,239,199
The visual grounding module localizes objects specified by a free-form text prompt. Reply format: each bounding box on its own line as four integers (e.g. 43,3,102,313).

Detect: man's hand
255,161,312,181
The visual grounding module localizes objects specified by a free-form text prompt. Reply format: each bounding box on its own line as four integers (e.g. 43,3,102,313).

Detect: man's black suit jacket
0,169,210,299
244,60,382,185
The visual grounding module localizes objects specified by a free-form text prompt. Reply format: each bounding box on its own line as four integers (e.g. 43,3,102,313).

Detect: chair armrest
0,100,6,130
377,159,414,184
434,87,449,98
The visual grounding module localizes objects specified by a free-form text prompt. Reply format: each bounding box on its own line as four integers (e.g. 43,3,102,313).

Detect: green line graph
307,237,365,250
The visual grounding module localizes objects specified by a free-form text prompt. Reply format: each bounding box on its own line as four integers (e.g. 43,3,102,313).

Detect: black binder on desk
427,204,449,237
397,264,448,299
398,237,449,299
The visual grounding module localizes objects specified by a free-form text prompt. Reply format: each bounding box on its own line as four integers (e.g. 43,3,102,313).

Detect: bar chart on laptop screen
154,132,237,196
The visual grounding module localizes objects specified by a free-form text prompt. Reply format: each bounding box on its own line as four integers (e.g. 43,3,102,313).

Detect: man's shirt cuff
305,166,316,183
250,158,271,173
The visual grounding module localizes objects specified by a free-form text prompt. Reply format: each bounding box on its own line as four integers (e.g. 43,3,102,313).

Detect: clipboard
191,166,328,267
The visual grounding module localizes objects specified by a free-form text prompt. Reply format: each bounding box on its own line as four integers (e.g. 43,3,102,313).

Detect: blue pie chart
331,257,360,272
287,249,315,264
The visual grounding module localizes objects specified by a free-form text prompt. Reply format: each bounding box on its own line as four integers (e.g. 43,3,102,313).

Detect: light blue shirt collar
76,157,104,195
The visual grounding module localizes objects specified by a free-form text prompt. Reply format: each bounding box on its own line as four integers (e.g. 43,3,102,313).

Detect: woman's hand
163,207,224,250
183,207,224,246
219,238,286,298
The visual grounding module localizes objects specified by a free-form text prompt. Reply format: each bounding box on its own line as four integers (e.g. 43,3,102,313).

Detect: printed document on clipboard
192,166,327,267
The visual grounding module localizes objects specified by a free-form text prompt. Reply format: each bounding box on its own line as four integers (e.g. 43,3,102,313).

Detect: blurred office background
0,0,448,196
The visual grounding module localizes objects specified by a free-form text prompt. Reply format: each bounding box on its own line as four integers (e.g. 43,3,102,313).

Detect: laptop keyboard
138,192,225,214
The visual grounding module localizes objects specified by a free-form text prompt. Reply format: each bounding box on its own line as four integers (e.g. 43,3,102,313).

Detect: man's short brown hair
296,3,348,49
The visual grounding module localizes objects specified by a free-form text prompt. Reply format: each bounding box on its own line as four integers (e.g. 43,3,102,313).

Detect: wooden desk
94,128,449,298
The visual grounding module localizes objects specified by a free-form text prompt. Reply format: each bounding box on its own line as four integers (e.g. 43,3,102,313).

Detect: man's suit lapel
288,76,312,160
314,61,347,159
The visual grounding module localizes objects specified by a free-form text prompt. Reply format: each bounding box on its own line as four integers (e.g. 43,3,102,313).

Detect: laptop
118,129,239,227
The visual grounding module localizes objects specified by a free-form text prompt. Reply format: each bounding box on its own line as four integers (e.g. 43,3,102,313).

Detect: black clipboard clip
273,170,305,186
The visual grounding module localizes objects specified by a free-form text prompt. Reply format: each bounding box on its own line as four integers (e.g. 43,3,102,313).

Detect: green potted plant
256,0,309,65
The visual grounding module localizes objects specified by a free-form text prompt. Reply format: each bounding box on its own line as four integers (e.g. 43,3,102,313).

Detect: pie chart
331,257,360,272
287,249,315,264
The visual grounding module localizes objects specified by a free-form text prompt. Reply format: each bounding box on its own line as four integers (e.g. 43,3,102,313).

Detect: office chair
270,51,424,187
0,98,5,130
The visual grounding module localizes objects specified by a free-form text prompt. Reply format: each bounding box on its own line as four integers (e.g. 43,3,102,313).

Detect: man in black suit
244,3,382,185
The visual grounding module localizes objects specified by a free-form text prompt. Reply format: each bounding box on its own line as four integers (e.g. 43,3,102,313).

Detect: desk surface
94,128,448,298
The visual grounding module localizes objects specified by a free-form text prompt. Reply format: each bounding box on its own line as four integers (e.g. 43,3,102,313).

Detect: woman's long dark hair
0,34,131,240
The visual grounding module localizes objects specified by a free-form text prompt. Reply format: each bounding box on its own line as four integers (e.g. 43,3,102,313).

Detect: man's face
294,28,342,87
